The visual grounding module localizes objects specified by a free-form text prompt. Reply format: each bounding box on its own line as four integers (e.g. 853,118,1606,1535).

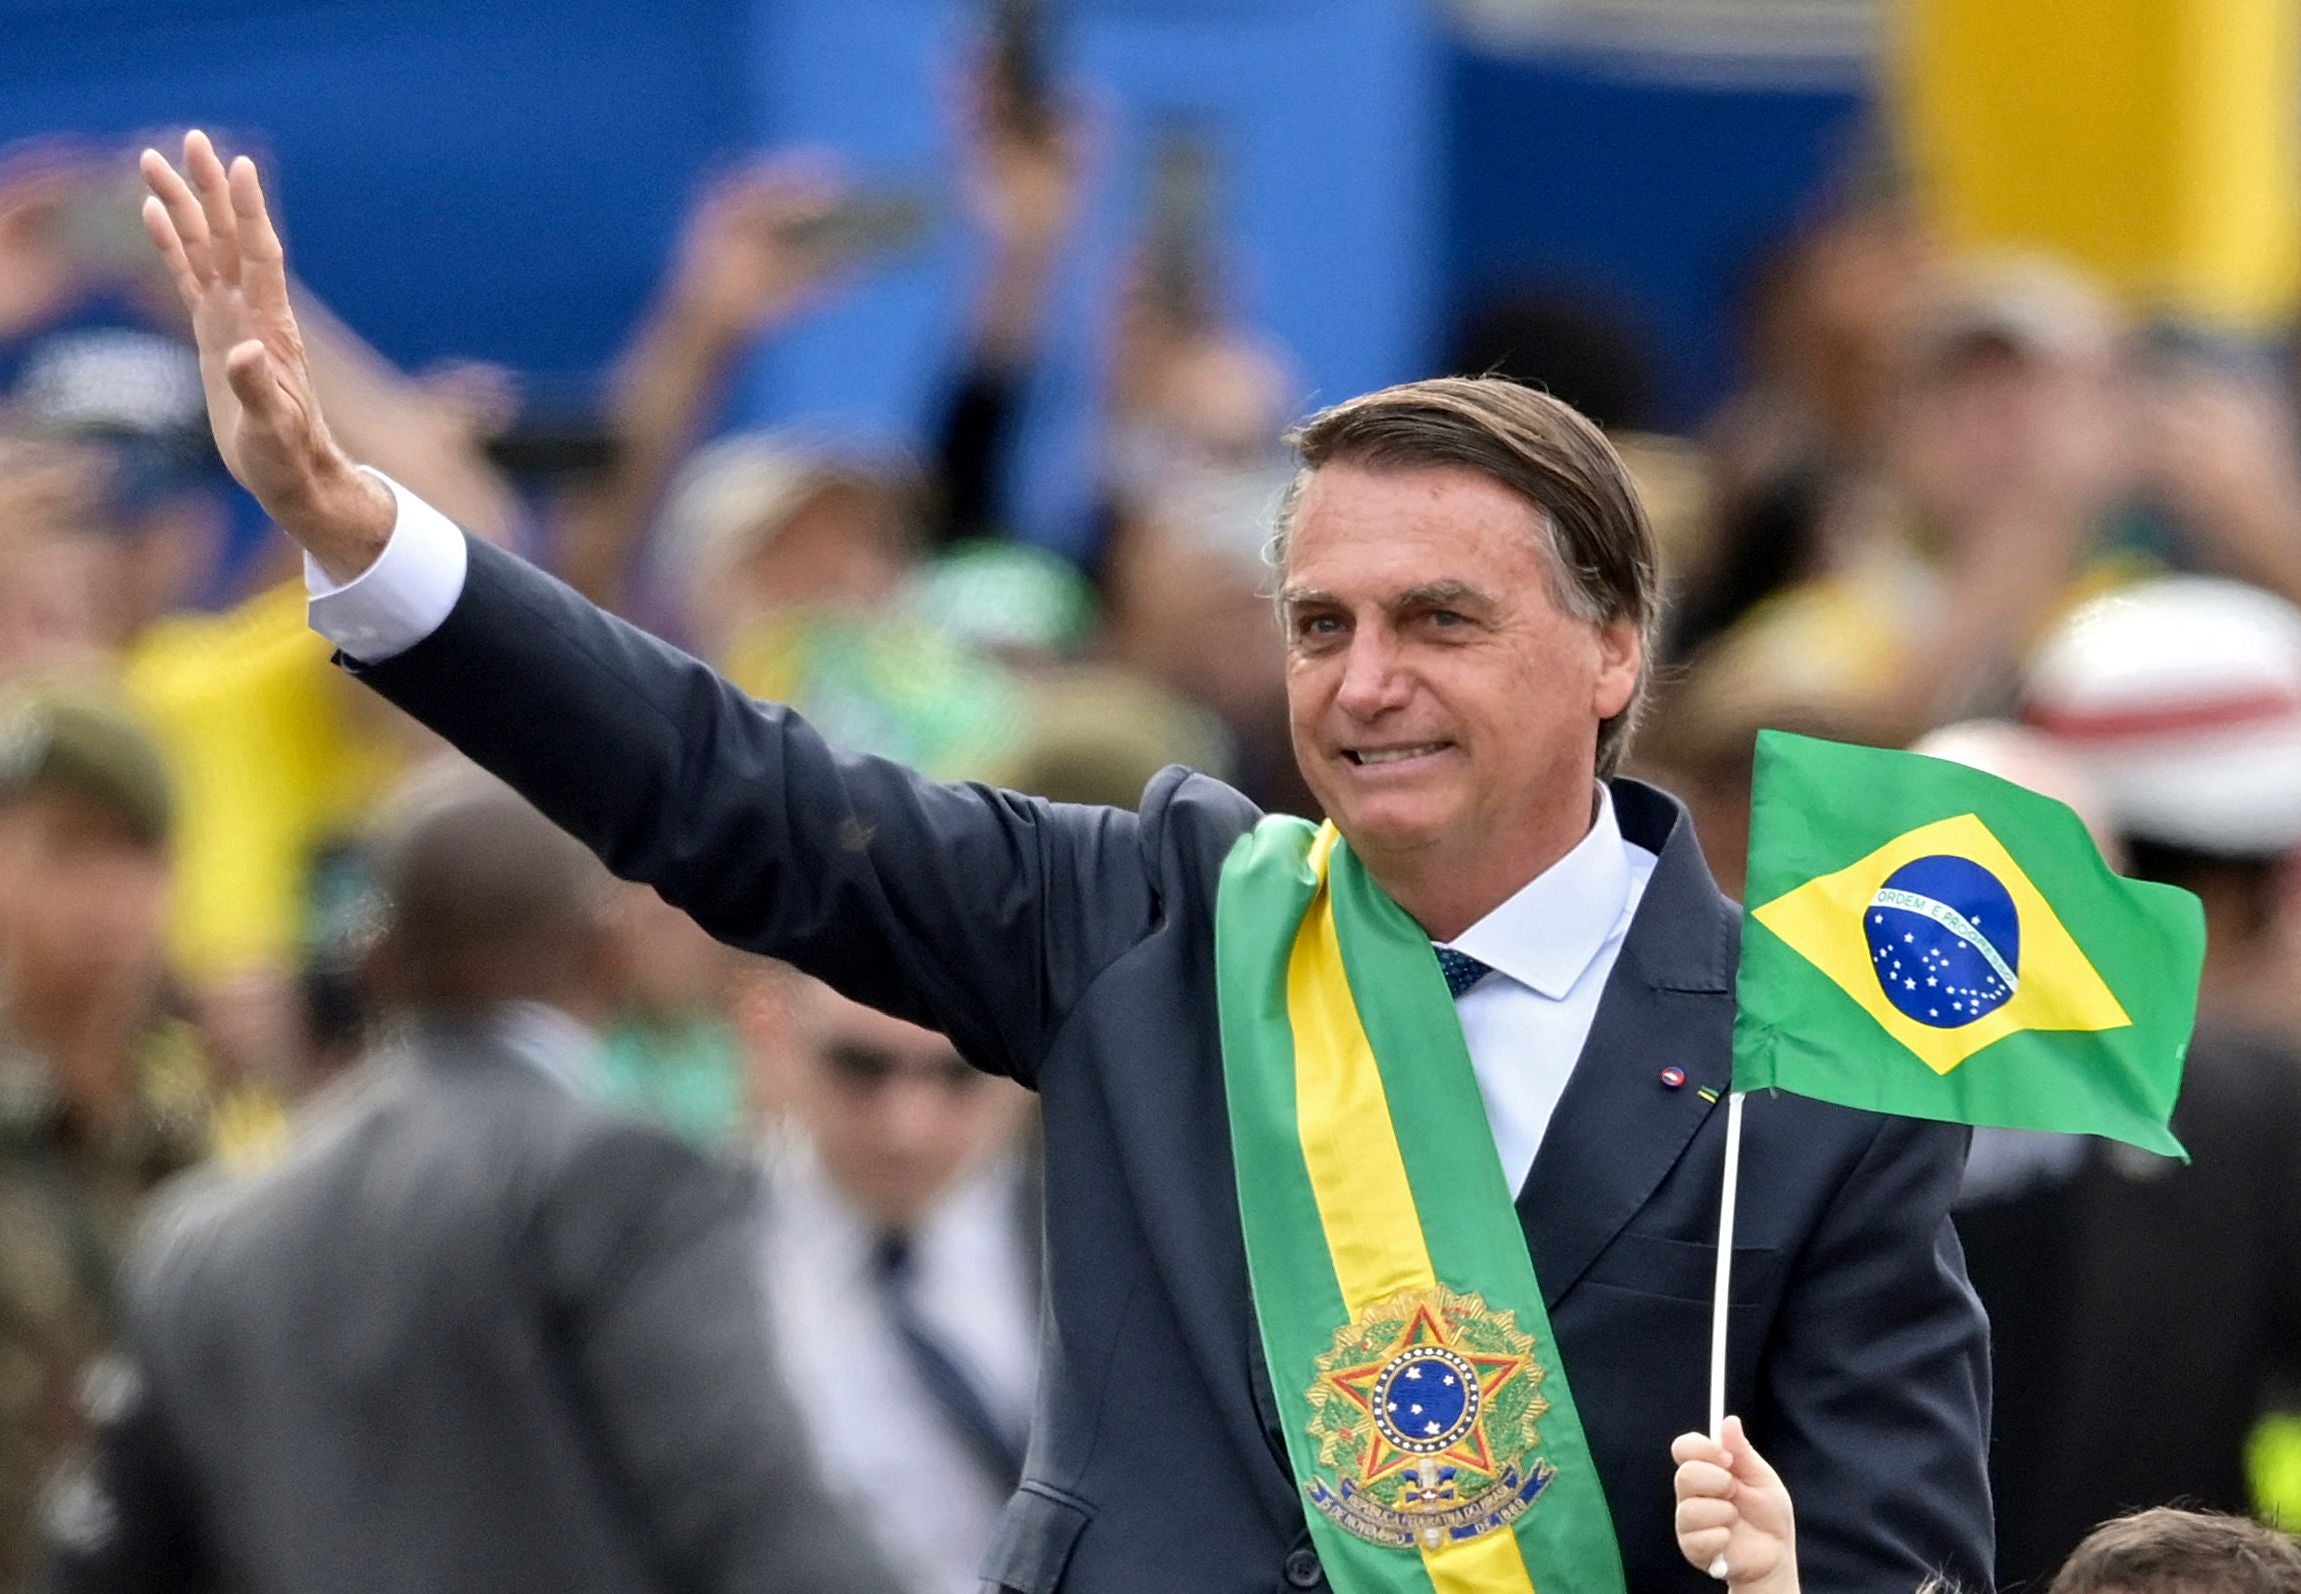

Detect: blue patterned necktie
1434,946,1494,1000
872,1232,1026,1488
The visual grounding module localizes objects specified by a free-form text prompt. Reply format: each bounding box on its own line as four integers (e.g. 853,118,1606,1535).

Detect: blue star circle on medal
1865,854,2022,1029
1374,1347,1480,1450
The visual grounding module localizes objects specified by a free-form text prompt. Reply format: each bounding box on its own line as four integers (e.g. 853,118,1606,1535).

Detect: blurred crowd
2,36,2300,1594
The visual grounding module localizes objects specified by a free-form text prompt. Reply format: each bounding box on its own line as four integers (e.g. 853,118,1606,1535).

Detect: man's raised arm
138,134,1213,1080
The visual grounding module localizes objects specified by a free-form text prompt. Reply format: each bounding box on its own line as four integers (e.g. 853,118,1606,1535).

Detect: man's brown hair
1276,376,1661,779
2048,1508,2301,1594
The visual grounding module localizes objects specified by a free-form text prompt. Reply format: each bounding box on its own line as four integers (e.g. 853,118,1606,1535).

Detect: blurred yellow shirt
123,582,406,985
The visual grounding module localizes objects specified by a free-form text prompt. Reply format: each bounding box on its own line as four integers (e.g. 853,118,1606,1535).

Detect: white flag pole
1707,1090,1747,1442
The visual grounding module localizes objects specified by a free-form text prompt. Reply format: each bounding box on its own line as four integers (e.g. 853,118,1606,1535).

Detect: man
136,133,1990,1592
755,973,1038,1594
36,770,895,1593
0,685,206,1588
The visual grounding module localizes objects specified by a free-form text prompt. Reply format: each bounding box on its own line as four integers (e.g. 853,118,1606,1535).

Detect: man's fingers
184,131,241,284
140,148,216,284
223,340,285,419
138,195,201,312
228,157,294,325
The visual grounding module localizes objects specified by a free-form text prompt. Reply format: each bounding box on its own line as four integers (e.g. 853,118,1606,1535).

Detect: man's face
0,790,170,1001
1280,462,1640,880
794,991,1027,1232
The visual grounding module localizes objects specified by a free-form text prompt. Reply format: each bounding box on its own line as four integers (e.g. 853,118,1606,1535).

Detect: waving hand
140,130,392,578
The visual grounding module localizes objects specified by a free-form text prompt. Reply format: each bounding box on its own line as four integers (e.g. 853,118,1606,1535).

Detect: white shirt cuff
305,469,470,663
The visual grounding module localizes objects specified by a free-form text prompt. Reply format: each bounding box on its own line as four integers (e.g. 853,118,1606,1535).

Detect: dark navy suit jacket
355,537,1993,1594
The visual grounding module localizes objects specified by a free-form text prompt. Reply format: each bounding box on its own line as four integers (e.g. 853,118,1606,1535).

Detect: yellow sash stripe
1286,830,1540,1594
1288,836,1436,1311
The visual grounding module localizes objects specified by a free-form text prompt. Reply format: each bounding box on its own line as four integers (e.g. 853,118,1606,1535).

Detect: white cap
656,431,916,601
1908,719,2120,859
2020,577,2301,854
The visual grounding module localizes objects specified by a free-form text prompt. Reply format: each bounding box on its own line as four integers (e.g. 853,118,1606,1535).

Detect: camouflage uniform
0,1017,208,1588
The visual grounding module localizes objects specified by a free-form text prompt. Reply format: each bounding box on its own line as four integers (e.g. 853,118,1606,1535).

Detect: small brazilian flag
1732,731,2204,1158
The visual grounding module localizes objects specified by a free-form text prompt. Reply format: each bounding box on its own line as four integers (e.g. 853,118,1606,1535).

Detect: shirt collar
1443,785,1633,1000
487,1002,603,1096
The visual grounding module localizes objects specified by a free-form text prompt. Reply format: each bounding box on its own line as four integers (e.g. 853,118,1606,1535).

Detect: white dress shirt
304,471,468,662
757,1138,1037,1594
1443,789,1656,1192
306,483,1658,1191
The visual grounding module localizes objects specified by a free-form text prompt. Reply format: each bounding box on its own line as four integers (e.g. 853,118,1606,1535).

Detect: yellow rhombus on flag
1753,812,2130,1078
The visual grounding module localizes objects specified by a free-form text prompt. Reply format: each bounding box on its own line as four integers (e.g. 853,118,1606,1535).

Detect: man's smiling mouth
1345,742,1451,766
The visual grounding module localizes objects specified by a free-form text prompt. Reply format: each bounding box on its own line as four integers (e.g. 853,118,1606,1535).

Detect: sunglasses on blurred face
821,1040,981,1094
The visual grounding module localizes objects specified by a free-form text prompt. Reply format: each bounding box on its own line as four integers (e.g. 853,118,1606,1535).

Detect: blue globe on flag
1864,854,2021,1029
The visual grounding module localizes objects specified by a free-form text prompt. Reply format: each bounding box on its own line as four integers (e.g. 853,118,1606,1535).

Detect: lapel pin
1658,1067,1687,1089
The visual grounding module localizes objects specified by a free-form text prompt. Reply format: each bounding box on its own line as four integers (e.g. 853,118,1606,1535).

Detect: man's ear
1592,615,1642,721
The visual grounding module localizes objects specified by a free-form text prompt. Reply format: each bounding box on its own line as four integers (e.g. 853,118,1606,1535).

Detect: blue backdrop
1445,44,1866,425
6,0,1864,549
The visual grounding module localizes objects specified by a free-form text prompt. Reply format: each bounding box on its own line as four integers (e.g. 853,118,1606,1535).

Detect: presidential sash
1214,818,1626,1594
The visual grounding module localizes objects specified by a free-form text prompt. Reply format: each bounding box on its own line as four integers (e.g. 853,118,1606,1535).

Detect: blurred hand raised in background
661,157,859,349
952,48,1092,369
957,57,1087,265
2138,360,2301,608
138,129,391,577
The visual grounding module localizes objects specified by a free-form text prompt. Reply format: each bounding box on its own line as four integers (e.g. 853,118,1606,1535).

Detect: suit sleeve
539,1125,902,1594
351,535,1172,1083
1759,1116,1996,1594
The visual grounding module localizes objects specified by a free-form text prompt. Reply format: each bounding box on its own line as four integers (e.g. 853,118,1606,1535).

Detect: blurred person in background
6,313,224,643
0,435,129,682
1628,650,1866,903
1096,249,1310,814
0,684,209,1589
2023,577,2301,1038
654,432,1032,780
548,152,886,623
39,769,894,1594
0,134,529,1119
992,661,1231,810
595,879,754,1147
553,42,1090,608
2134,321,2301,613
1668,253,2134,756
1925,589,2301,1588
1674,150,1938,662
751,972,1036,1594
540,47,1094,781
0,139,240,671
1445,286,1711,603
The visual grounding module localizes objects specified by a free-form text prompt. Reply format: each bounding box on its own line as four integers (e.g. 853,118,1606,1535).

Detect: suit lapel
1516,780,1740,1309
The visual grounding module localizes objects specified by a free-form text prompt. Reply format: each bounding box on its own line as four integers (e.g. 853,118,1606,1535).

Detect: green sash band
1214,817,1626,1594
